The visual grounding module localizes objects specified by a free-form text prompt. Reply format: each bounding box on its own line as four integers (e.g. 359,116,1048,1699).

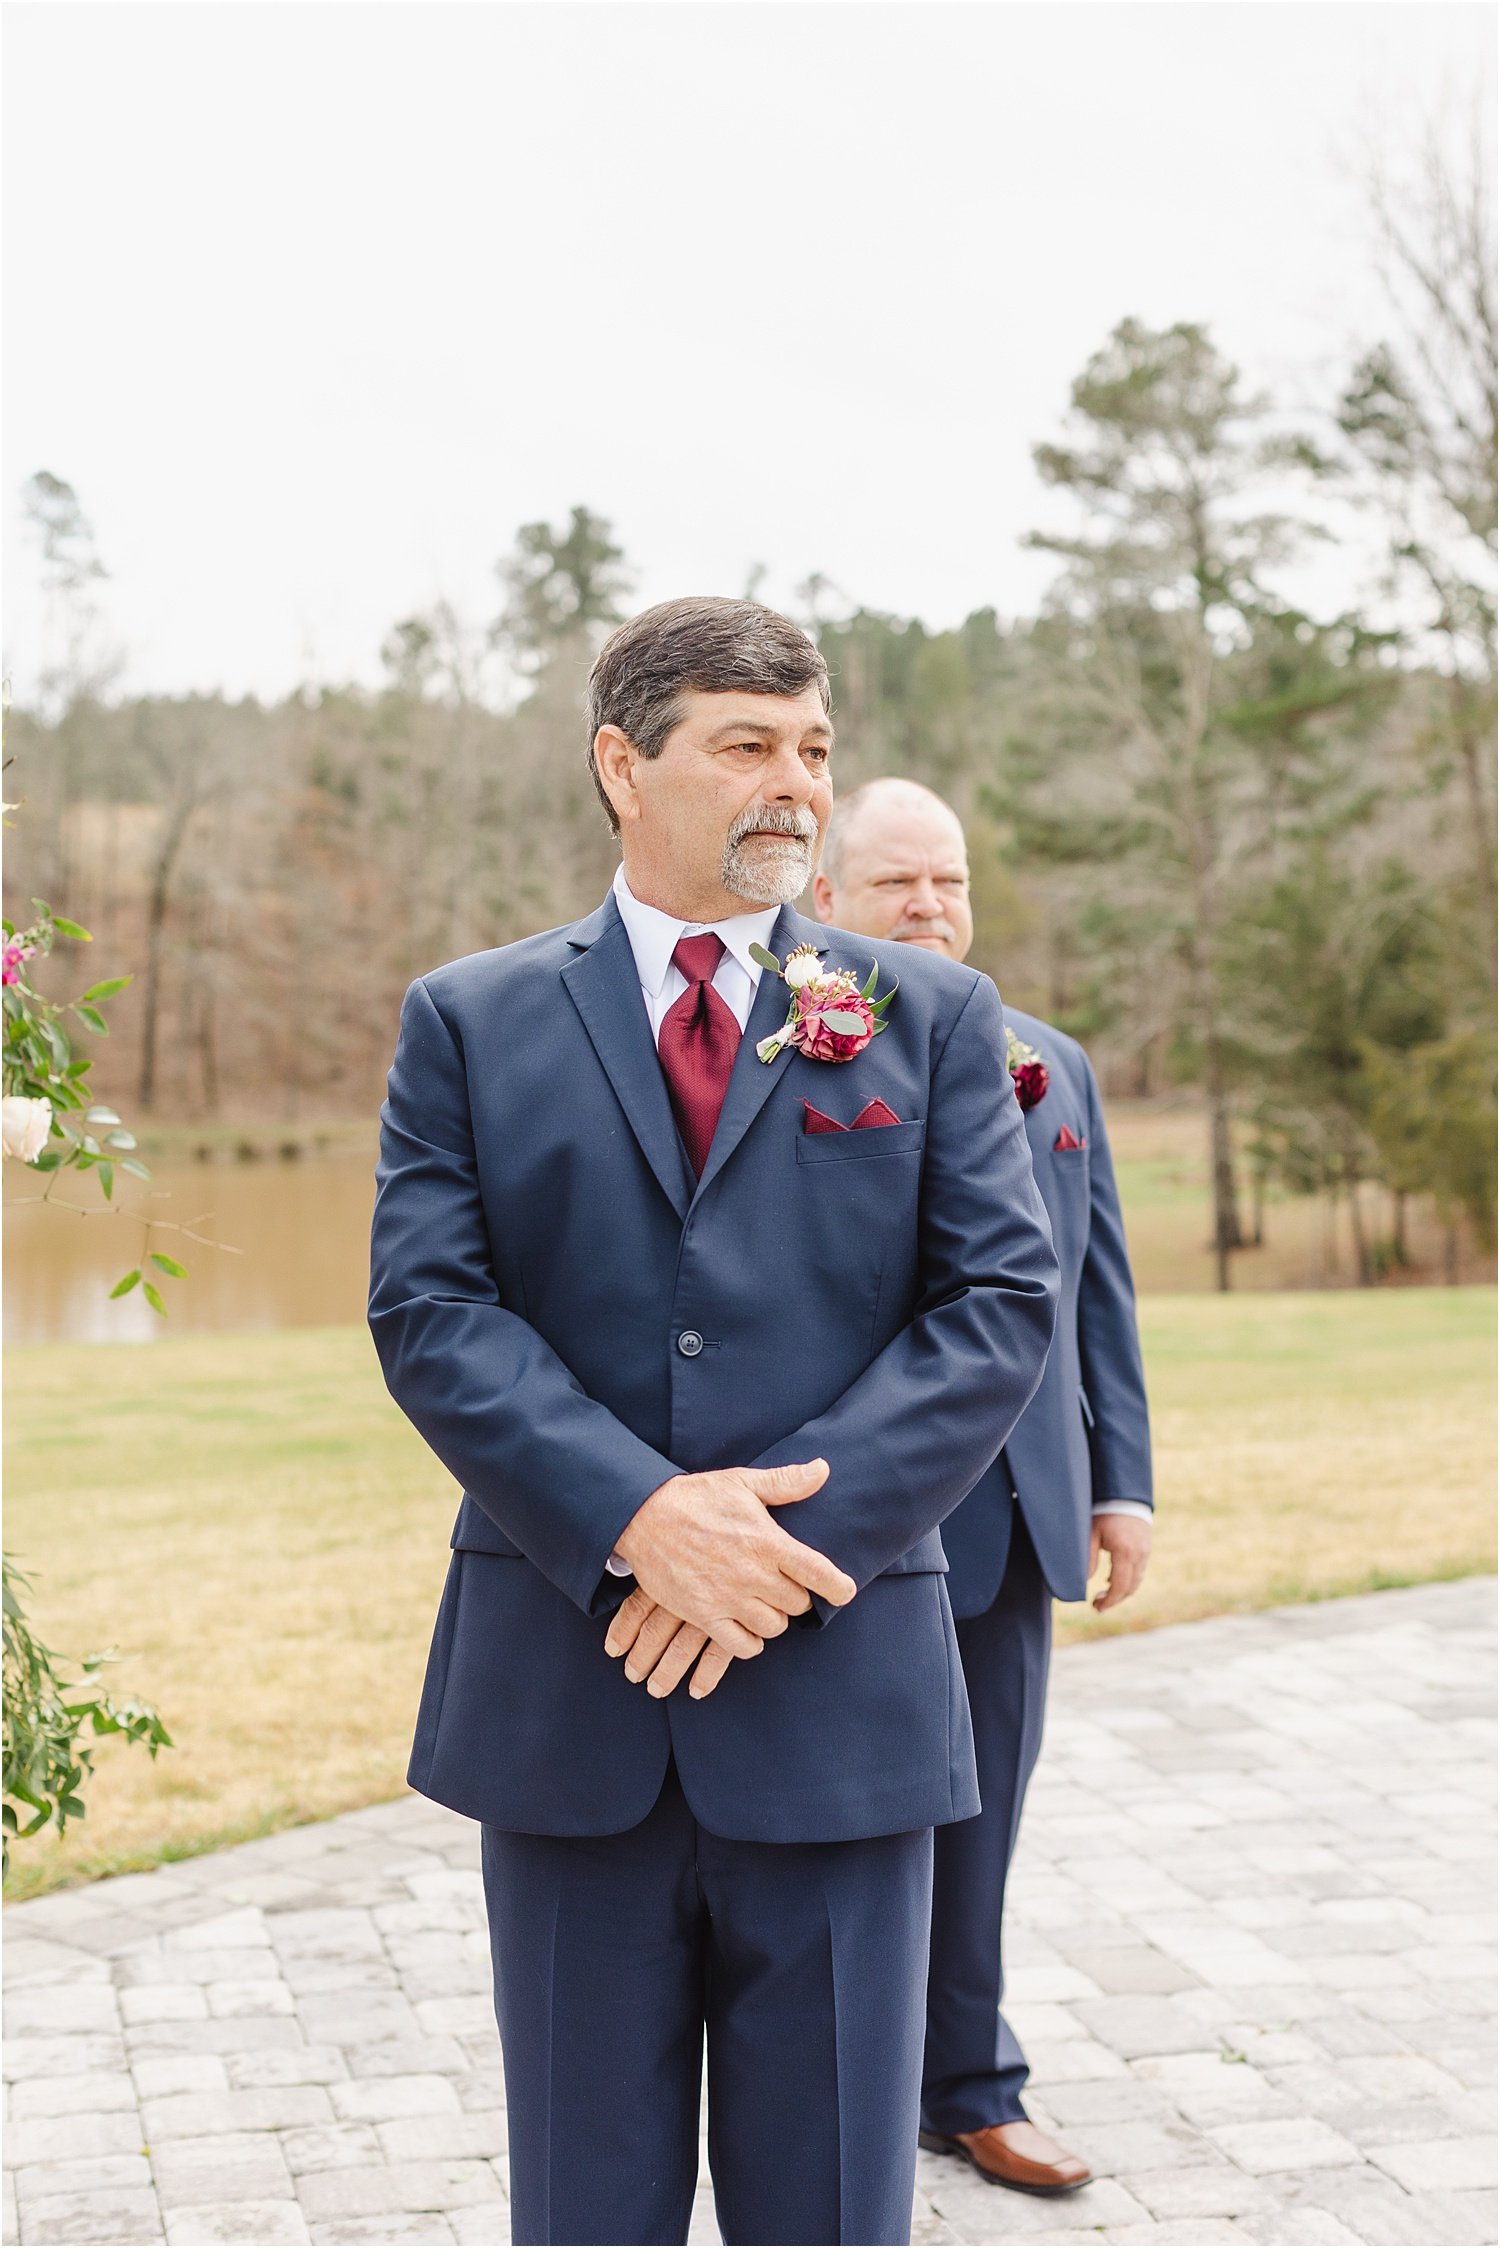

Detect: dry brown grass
5,1289,1493,1899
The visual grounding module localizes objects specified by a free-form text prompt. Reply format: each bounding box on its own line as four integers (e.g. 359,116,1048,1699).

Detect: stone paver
4,1579,1493,2246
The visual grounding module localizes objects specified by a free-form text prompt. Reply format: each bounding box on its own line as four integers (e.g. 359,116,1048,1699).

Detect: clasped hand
604,1458,854,1703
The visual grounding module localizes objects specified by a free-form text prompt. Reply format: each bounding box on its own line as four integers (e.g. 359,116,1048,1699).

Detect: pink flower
2,937,33,987
753,943,897,1064
789,980,877,1064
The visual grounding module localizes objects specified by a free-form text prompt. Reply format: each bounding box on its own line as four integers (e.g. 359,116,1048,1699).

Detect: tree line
5,151,1493,1289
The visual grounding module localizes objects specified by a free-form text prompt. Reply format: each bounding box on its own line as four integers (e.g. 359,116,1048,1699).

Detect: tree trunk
197,980,219,1113
1179,684,1242,1291
1392,1189,1408,1266
137,798,195,1111
1453,690,1497,989
1444,1220,1460,1285
1344,1149,1372,1285
1185,914,1243,1287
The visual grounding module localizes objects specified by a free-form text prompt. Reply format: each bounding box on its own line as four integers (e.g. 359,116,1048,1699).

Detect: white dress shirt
611,864,781,1043
605,867,784,1577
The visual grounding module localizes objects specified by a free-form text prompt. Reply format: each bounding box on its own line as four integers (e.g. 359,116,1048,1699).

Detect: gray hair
587,597,831,834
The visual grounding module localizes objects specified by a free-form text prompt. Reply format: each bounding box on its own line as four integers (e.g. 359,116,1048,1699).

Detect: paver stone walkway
4,1578,1494,2247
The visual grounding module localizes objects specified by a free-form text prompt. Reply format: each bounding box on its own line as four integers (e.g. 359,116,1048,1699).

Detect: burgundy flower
1011,1059,1050,1112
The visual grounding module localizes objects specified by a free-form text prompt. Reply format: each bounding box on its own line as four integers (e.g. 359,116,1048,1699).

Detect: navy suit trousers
921,1509,1052,2135
483,1761,934,2246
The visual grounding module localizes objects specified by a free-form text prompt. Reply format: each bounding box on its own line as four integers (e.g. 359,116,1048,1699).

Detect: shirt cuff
605,1552,634,1578
1092,1500,1153,1522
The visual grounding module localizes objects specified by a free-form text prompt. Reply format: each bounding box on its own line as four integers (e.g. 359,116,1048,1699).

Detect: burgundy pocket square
803,1098,903,1134
1053,1125,1086,1152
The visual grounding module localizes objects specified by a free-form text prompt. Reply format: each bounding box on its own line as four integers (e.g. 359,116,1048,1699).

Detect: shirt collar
612,864,781,999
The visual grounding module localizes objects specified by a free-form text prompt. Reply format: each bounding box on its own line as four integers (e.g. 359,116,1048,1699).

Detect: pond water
4,1148,380,1344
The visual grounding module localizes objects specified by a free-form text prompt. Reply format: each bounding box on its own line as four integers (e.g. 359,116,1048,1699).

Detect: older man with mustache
371,608,1058,2246
815,777,1154,2201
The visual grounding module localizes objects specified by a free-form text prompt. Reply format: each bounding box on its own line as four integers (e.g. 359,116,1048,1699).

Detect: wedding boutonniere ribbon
750,942,897,1065
1007,1025,1050,1111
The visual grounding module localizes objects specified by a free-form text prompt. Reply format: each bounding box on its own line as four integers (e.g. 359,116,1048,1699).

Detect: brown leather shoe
919,2119,1092,2195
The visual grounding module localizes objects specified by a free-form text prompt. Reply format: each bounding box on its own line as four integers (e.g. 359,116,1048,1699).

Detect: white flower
2,1095,53,1162
782,944,825,990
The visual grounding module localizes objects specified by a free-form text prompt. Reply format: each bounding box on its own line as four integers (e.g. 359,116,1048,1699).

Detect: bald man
815,779,1153,2199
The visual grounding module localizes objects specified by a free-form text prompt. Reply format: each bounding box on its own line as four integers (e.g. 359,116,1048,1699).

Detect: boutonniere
1007,1026,1050,1111
750,942,897,1065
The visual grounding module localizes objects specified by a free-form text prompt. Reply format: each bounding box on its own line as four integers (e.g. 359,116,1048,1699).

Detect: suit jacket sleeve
368,975,680,1616
1078,1055,1153,1506
749,973,1060,1608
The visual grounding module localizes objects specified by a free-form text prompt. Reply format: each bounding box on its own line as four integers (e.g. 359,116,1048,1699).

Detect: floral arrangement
750,942,897,1065
1007,1025,1050,1111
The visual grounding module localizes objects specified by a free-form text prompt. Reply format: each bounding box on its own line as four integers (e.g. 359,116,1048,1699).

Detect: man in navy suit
815,777,1153,2200
369,601,1059,2246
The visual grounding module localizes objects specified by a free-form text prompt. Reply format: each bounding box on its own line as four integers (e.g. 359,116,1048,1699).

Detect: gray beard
721,834,816,905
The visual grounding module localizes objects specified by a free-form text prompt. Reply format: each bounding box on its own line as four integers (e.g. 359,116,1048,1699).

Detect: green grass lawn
4,1288,1494,1899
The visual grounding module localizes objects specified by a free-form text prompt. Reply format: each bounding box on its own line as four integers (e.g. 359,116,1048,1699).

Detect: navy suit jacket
369,894,1059,1845
940,1006,1152,1616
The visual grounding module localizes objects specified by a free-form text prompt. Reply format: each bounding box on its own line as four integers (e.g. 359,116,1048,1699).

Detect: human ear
594,727,641,828
812,872,836,923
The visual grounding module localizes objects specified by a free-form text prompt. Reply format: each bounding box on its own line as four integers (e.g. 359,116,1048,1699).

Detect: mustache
895,920,958,942
725,803,820,850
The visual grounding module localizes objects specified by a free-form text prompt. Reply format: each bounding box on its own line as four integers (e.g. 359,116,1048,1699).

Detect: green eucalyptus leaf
143,1282,167,1316
80,979,130,1003
748,943,783,974
150,1252,187,1279
118,1158,152,1181
74,1005,108,1036
98,1163,114,1200
49,917,91,941
110,1268,142,1299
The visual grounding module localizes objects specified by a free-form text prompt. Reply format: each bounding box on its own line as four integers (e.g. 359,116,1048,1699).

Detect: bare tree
1341,121,1497,976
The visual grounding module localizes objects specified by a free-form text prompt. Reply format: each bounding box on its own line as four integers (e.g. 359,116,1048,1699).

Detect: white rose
782,944,825,990
3,1096,54,1162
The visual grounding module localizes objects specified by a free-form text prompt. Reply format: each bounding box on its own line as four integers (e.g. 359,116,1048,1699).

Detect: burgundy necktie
657,934,741,1177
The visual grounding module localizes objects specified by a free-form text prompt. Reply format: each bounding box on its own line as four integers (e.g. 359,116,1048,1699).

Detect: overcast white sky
3,1,1493,704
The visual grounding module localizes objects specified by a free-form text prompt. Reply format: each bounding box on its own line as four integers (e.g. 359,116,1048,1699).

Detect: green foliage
2,832,179,1875
1366,1031,1498,1246
2,1554,171,1870
1228,851,1443,1164
1001,317,1410,1281
495,503,631,668
1,901,169,1281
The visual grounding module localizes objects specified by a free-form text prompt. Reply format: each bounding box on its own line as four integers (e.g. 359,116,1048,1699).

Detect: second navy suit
922,1006,1153,2138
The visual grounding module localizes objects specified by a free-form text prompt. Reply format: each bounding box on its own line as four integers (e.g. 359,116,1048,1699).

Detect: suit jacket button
677,1329,704,1358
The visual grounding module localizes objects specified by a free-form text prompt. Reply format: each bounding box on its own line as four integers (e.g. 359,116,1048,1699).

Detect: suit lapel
561,898,694,1221
694,905,805,1201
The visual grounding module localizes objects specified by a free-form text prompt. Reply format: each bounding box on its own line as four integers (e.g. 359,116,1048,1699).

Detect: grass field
4,1288,1494,1900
